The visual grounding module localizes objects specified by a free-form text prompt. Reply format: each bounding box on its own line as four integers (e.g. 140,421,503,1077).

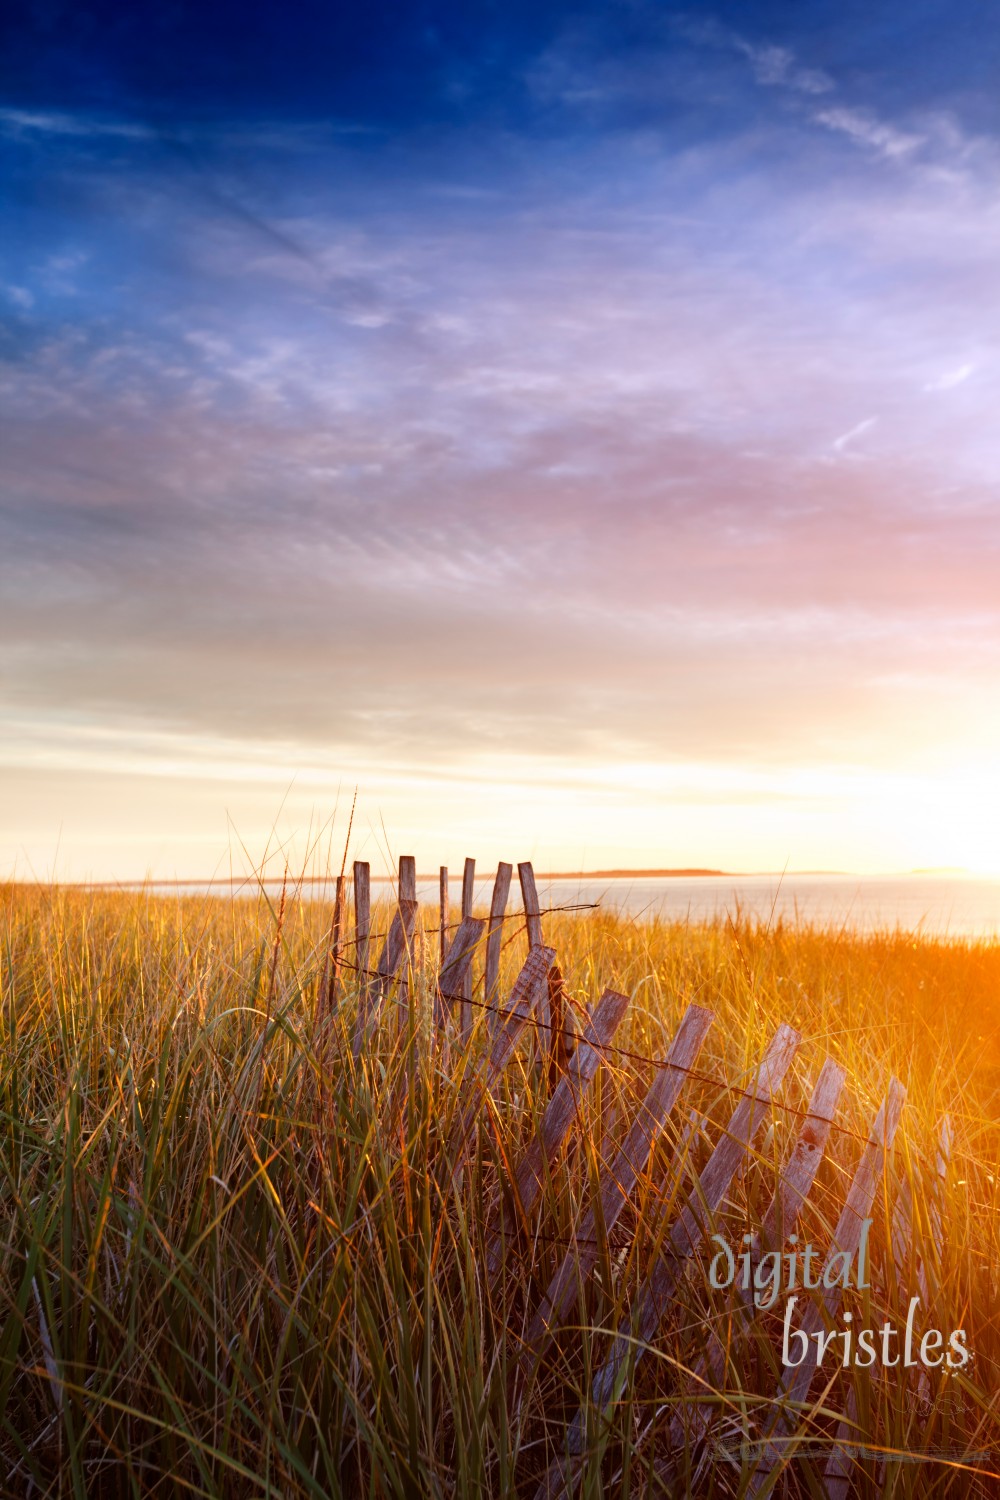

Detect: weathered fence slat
397,856,416,1011
462,857,476,918
519,861,553,1072
378,900,418,986
485,861,513,1020
663,1057,846,1471
824,1109,950,1500
521,1002,714,1376
439,865,449,963
352,899,418,1061
898,1112,953,1413
353,861,371,995
890,1112,952,1301
748,1077,906,1496
536,1022,801,1500
547,962,571,1085
320,873,346,1015
450,945,556,1183
398,854,416,904
486,987,631,1278
478,944,556,1087
745,1056,848,1298
461,858,476,1037
518,860,544,948
822,1376,868,1498
435,915,485,1028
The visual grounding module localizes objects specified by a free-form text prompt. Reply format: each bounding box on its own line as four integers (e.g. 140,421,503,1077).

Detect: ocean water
142,872,1000,939
402,872,1000,939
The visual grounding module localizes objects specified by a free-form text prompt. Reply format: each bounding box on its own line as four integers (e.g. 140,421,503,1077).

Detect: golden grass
1,879,998,1497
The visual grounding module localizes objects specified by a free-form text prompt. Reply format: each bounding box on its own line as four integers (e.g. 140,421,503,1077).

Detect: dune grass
1,877,998,1497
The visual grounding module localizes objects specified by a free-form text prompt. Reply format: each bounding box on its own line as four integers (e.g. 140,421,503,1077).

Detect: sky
3,0,1000,880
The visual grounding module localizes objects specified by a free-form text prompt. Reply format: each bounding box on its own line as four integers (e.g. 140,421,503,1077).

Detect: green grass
1,878,998,1497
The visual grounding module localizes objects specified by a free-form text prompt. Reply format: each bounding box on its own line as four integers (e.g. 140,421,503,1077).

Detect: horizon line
3,865,980,890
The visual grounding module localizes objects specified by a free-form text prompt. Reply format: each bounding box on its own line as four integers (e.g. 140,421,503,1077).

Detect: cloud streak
814,106,925,160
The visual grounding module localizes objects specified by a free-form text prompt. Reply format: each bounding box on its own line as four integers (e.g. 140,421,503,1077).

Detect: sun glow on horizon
3,715,1000,883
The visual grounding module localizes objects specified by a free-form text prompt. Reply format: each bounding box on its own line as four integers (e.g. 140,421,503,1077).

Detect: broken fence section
320,851,934,1500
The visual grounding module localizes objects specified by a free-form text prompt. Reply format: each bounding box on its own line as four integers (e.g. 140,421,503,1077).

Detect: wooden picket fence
323,854,953,1498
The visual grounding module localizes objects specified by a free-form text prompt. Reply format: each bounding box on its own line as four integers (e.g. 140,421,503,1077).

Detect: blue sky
3,2,1000,877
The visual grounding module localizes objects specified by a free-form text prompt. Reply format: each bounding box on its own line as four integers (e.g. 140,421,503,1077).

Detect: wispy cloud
924,362,975,392
0,108,154,141
831,416,879,454
676,18,834,96
679,20,932,167
732,38,834,96
814,106,925,160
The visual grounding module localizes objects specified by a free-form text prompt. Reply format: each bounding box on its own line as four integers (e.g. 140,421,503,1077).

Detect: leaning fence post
353,861,370,998
518,861,554,1068
824,1110,951,1500
547,963,571,1086
435,915,485,1030
518,860,544,947
319,873,346,1016
485,862,512,1025
439,866,449,964
485,986,632,1279
517,860,568,1083
749,1077,907,1497
351,899,418,1062
661,1056,846,1478
449,945,556,1188
461,858,476,1038
520,1002,714,1379
536,1023,801,1500
397,855,417,1013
